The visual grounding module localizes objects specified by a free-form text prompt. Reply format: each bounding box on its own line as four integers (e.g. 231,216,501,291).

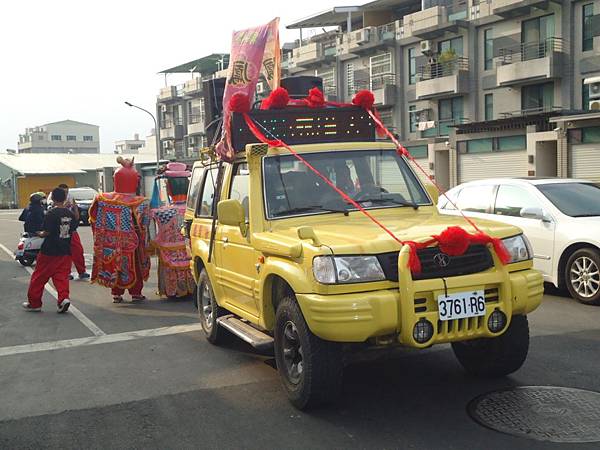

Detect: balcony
403,2,467,39
158,86,179,103
187,114,205,136
416,57,469,100
421,117,468,138
160,118,184,140
182,78,203,97
491,0,549,18
337,22,400,58
288,39,337,73
496,38,564,87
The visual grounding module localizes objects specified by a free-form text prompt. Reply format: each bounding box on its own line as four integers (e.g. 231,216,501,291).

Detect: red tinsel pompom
306,87,325,108
436,226,470,256
352,90,375,110
267,87,290,109
229,92,251,113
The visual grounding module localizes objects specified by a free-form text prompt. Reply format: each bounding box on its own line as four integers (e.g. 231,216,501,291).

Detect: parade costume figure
89,157,150,302
149,162,195,298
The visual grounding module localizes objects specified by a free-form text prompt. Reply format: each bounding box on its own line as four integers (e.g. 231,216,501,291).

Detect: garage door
570,145,600,181
459,151,527,183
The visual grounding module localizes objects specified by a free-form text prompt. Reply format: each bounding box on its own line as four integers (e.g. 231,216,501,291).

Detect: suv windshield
263,149,430,218
536,182,600,217
70,189,98,201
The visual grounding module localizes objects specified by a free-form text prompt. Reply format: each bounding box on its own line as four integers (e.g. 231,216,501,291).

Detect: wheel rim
570,256,600,299
199,281,214,330
281,321,303,385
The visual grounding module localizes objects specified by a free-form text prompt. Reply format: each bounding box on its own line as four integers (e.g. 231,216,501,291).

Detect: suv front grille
376,244,494,282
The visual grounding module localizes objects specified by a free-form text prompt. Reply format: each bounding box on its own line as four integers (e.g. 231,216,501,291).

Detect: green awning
159,54,229,75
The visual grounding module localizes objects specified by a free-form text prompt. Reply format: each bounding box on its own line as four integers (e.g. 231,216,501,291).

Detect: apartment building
18,120,100,154
284,0,600,188
156,53,229,162
114,134,146,154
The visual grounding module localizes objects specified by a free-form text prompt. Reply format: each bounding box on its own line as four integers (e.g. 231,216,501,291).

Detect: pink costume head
114,156,140,194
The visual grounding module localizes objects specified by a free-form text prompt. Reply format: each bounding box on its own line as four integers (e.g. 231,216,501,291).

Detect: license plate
437,290,485,321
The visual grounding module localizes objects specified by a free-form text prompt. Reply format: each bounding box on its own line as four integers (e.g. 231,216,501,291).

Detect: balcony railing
353,73,396,93
498,37,563,65
417,57,469,81
188,114,203,124
499,106,563,118
160,117,183,129
421,117,469,137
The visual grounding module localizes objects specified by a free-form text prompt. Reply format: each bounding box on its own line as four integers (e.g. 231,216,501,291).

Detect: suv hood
269,211,521,255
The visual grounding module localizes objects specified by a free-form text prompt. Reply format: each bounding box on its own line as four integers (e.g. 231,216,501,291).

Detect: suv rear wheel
565,248,600,305
451,315,529,377
274,295,343,410
197,269,226,344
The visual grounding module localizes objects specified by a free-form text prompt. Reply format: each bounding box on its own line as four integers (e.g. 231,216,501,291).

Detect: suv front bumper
296,268,543,348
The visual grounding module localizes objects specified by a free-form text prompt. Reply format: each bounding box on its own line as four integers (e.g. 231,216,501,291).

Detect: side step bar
216,315,274,352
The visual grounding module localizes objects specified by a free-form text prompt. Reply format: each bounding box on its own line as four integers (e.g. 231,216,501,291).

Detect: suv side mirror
425,183,439,205
520,206,551,222
217,199,247,235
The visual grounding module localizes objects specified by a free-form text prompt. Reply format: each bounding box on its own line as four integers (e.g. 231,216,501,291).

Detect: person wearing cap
19,193,46,234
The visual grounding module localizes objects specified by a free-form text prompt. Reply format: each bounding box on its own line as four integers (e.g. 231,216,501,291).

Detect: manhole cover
468,386,600,443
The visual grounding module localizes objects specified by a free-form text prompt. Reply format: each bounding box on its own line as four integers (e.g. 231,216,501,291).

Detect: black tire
197,269,227,344
451,315,529,378
565,248,600,305
18,256,34,267
274,295,343,410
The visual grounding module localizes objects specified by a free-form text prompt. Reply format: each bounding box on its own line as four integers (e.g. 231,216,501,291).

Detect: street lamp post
124,101,161,172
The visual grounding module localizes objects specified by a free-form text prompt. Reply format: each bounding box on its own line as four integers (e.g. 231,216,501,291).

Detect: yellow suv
185,141,543,409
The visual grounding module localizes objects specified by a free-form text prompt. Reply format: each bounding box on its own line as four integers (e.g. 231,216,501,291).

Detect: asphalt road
1,209,599,449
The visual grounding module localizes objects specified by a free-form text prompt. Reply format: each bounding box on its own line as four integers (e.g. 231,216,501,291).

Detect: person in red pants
23,187,76,313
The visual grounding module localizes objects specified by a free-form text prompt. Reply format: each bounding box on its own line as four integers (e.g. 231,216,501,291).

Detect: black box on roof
231,107,376,152
280,76,323,99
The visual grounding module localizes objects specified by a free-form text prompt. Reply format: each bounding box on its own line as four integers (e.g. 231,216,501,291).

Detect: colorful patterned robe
150,203,195,297
89,193,150,290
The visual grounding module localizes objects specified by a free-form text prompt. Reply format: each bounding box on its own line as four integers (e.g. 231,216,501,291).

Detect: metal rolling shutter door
570,145,600,181
459,151,527,183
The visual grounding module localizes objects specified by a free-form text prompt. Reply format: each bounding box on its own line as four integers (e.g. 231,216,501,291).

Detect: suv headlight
313,255,386,284
502,234,533,263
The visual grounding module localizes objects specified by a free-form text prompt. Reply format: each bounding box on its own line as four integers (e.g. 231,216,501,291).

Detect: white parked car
438,178,600,305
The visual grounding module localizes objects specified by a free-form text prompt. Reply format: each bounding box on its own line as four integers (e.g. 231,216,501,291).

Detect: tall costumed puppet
89,157,151,303
149,162,195,298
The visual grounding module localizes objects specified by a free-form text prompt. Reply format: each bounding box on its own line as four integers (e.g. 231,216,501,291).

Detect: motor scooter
15,233,44,266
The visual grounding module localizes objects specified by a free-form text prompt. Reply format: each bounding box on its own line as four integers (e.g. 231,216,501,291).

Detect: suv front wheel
451,315,529,377
197,268,227,344
565,248,600,305
274,295,343,410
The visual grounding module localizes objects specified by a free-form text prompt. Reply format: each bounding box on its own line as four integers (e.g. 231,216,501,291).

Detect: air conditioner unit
355,28,373,45
420,40,433,56
160,104,167,113
590,100,600,110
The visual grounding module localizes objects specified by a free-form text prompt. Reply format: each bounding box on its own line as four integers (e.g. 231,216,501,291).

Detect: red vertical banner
216,18,280,161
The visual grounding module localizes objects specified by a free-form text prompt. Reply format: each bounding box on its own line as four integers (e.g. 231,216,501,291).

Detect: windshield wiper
273,205,349,217
358,197,419,210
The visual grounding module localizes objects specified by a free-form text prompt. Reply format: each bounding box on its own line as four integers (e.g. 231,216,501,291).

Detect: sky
0,0,345,153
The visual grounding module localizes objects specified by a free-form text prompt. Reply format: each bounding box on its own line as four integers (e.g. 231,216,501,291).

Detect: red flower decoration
306,87,325,108
266,87,289,109
352,90,375,110
229,92,251,113
435,226,470,256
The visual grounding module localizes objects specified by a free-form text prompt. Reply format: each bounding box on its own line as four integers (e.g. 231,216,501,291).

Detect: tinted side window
494,185,541,217
229,163,250,219
456,185,494,213
187,168,204,211
196,168,218,217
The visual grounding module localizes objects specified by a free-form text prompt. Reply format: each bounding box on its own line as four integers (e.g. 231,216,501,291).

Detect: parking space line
0,323,202,357
0,243,106,336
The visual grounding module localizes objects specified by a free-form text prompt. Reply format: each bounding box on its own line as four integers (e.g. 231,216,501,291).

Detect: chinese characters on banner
216,18,280,161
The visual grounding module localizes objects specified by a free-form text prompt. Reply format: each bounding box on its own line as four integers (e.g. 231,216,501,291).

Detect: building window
409,106,417,133
408,48,416,85
485,94,493,121
467,138,493,153
583,3,594,52
582,126,600,143
438,97,463,134
51,135,61,141
66,135,76,141
522,82,554,113
369,53,393,90
463,135,526,153
484,29,493,70
582,80,591,110
438,37,463,56
83,135,94,142
346,62,355,97
405,145,428,159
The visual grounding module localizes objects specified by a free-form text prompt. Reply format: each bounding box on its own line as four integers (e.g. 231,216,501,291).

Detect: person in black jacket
18,193,46,234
